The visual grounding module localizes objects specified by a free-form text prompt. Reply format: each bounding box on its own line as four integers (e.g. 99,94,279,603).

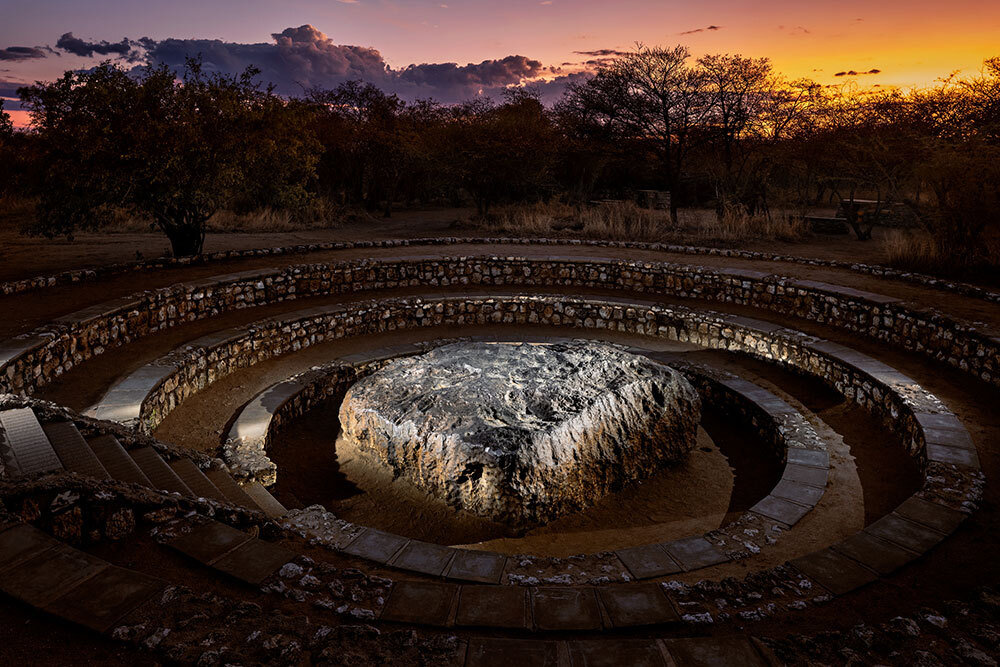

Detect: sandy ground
0,207,908,283
141,320,881,561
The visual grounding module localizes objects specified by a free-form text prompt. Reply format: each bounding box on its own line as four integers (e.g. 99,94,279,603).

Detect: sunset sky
3,0,999,126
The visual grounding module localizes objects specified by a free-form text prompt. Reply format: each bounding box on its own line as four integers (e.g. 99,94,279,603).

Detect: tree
0,100,14,197
442,89,556,216
560,45,708,223
697,54,776,215
0,99,12,139
19,59,319,256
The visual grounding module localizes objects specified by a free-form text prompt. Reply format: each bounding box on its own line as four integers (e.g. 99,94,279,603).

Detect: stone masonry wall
3,256,997,405
137,295,931,475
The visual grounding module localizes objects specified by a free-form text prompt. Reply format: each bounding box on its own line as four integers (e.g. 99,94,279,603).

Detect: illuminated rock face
338,341,701,527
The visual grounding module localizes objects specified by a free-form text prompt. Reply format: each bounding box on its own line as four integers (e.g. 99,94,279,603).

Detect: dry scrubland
7,193,989,283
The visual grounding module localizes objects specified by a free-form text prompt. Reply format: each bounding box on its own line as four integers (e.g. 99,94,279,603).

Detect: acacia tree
697,54,777,215
20,59,318,256
0,99,11,138
442,89,556,216
0,100,13,197
562,45,708,223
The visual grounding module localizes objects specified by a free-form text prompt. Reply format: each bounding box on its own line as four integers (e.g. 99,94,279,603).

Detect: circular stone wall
337,341,701,527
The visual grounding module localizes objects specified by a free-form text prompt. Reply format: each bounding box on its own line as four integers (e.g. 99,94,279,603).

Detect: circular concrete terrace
0,238,995,666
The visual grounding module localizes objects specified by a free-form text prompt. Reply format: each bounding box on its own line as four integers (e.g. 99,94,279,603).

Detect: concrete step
0,408,63,477
128,447,192,496
243,481,287,518
205,469,261,510
87,435,152,488
41,422,111,481
168,458,227,502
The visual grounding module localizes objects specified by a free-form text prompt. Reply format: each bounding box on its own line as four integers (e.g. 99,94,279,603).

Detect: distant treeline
0,46,998,269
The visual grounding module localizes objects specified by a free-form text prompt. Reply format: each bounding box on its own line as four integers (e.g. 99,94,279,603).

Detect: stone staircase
0,407,286,518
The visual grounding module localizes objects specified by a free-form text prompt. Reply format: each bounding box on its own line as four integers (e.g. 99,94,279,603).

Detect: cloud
679,25,722,35
573,49,628,57
833,68,881,77
25,25,563,103
134,25,548,102
0,46,49,62
55,32,134,58
395,55,545,100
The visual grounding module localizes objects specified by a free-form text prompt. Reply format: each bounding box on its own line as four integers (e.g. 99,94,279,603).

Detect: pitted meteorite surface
338,341,701,526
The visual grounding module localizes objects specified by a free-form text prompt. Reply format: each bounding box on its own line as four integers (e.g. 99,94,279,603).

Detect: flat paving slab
0,407,63,476
615,544,683,579
0,524,60,574
242,481,287,517
662,536,728,571
532,587,603,631
597,583,680,628
751,495,810,526
894,496,967,534
381,581,458,626
664,635,769,667
926,443,980,468
87,435,152,487
391,540,456,577
206,468,259,507
212,539,297,585
781,463,828,488
0,544,108,607
445,549,507,584
787,449,830,468
42,422,110,480
831,531,918,575
343,528,409,564
771,479,824,506
791,548,878,595
568,639,669,667
169,458,227,502
43,564,165,633
169,521,253,565
465,638,562,667
865,513,947,554
456,585,530,629
129,447,192,496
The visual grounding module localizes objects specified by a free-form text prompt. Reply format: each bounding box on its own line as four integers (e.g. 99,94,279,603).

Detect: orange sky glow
2,0,999,127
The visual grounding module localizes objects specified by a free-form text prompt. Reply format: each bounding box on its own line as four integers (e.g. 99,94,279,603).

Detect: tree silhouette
19,58,319,256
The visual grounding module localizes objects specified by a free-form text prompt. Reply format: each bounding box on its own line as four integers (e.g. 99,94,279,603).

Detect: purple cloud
56,32,134,58
679,25,722,35
0,46,49,62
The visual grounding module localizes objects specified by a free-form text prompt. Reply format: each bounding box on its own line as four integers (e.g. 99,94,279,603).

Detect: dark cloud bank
0,46,50,61
44,25,585,103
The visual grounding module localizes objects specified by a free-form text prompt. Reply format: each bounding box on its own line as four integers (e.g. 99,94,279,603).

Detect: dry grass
881,228,1000,279
881,230,942,273
208,198,354,232
0,195,39,232
480,201,673,242
478,201,808,244
83,198,352,234
692,205,808,243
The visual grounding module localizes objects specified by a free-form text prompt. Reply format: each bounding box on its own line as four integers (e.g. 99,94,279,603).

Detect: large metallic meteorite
338,341,701,526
